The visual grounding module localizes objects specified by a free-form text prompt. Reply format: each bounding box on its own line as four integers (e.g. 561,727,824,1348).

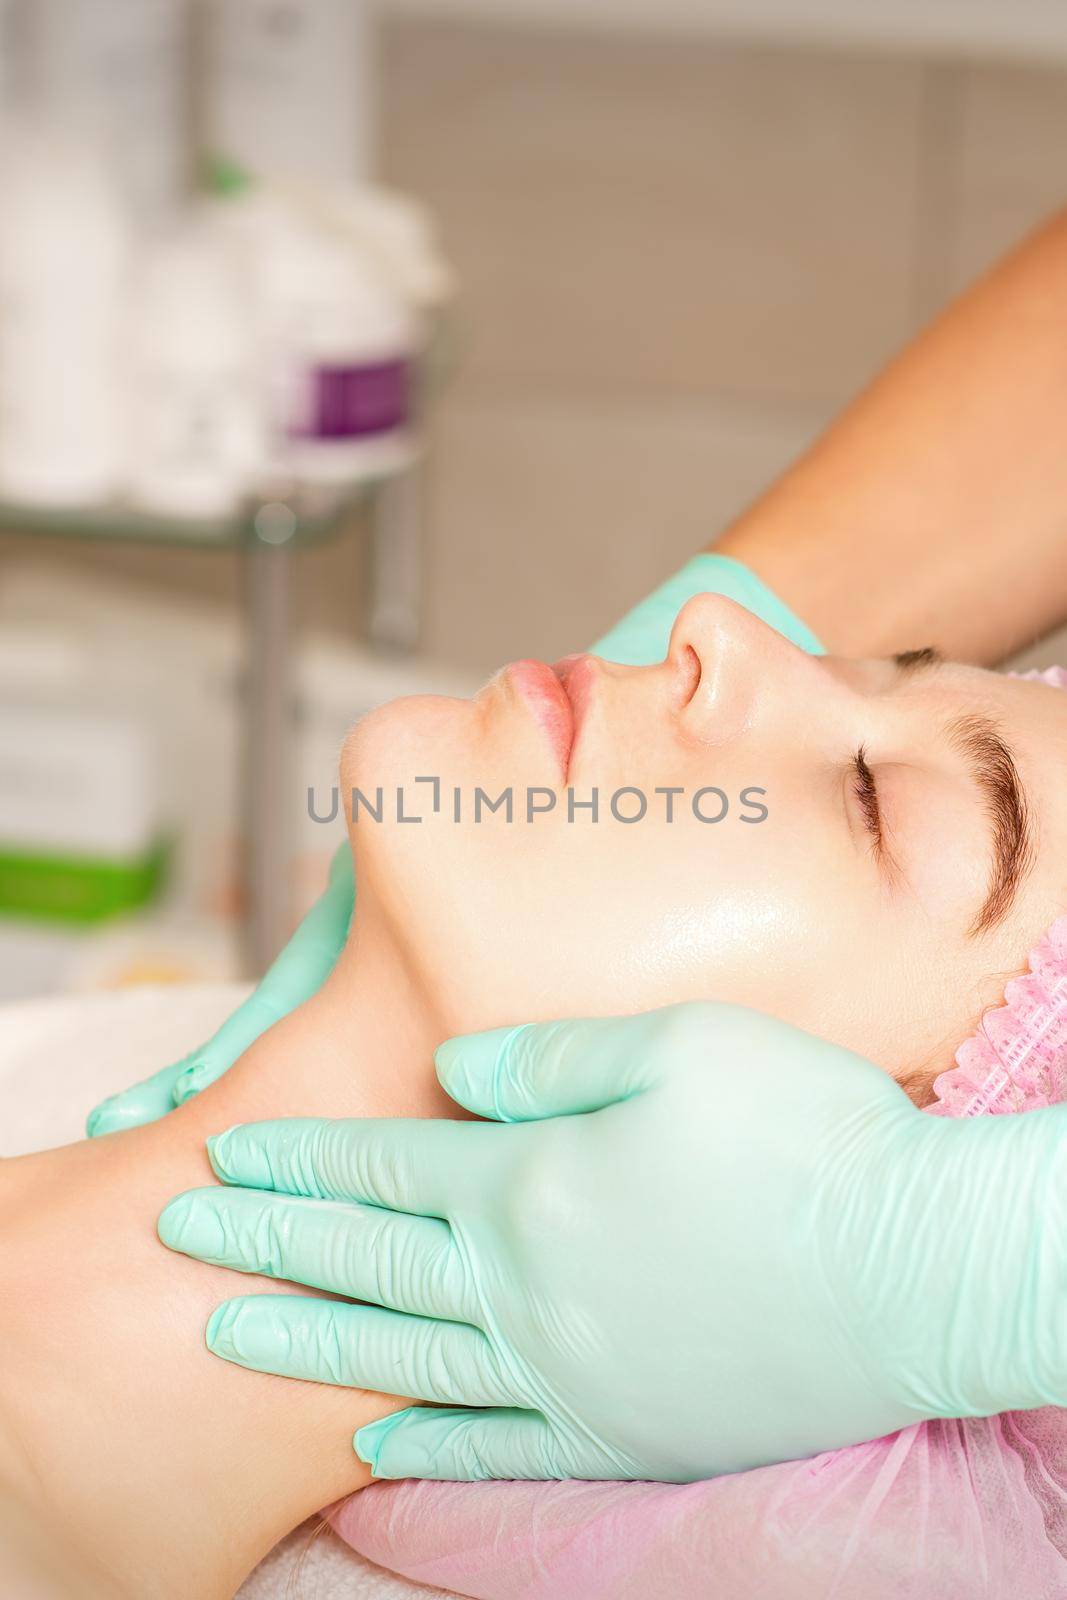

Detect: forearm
717,209,1067,664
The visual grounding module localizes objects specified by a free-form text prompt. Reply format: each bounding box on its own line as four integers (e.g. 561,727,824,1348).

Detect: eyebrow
892,646,943,675
888,647,1035,935
947,714,1035,936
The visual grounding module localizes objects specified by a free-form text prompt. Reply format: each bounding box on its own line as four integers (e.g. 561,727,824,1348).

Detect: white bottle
17,0,186,221
205,0,371,188
217,186,417,486
0,122,129,506
127,220,263,519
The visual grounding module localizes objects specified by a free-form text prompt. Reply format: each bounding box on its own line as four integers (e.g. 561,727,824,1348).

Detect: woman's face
344,595,1067,1082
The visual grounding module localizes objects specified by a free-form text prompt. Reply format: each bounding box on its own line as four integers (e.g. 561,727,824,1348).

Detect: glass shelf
0,479,375,551
0,313,455,553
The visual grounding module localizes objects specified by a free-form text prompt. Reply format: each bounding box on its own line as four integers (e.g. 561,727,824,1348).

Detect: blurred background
1,0,1065,1002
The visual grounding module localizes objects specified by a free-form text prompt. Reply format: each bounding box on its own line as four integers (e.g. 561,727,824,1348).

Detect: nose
666,592,828,746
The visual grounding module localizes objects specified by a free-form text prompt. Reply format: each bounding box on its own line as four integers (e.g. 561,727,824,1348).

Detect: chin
338,690,480,946
340,693,473,811
337,691,546,1030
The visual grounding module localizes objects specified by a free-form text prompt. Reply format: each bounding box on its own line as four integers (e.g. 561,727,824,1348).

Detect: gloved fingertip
206,1297,291,1371
86,1092,166,1138
157,1193,191,1251
432,1034,469,1082
435,1025,522,1115
205,1125,243,1178
205,1300,239,1358
85,1100,116,1138
157,1192,226,1261
173,1062,210,1105
354,1409,411,1474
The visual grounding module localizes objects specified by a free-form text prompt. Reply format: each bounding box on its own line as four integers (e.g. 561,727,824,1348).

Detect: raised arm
717,208,1067,664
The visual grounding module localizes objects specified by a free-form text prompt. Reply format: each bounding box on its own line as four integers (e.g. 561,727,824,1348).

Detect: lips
504,656,596,781
551,654,597,737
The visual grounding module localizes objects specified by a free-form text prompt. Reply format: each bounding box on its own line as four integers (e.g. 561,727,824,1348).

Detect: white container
205,0,371,188
0,123,129,506
0,623,169,933
216,186,417,485
126,220,263,519
17,0,186,221
325,185,455,328
0,701,162,863
279,231,417,485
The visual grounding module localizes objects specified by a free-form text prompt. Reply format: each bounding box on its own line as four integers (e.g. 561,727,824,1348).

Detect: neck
0,908,451,1599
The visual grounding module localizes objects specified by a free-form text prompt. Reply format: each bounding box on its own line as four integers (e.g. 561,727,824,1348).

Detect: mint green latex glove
591,551,824,664
158,1004,1067,1482
87,552,819,1138
85,843,355,1135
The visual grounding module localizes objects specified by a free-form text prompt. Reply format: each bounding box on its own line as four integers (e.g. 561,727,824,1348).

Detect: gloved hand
86,843,355,1135
590,550,823,663
158,1003,1067,1482
88,553,819,1137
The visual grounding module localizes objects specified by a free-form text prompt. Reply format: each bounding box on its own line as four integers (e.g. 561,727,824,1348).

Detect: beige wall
386,22,1067,672
5,19,1067,672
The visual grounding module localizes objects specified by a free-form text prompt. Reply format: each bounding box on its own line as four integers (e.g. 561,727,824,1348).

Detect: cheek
351,737,961,1063
783,924,973,1084
421,808,855,1027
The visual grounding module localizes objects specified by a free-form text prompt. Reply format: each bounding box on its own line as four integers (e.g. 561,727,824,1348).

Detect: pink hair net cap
329,664,1067,1598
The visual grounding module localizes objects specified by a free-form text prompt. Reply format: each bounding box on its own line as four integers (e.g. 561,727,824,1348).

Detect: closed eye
851,745,883,855
849,744,905,889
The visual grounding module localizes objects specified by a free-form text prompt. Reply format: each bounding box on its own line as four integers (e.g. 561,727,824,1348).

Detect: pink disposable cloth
331,668,1067,1598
